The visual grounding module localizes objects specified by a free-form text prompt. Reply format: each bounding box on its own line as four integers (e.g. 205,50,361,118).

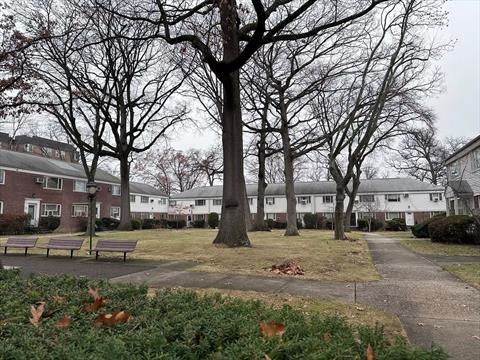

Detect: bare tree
193,145,223,186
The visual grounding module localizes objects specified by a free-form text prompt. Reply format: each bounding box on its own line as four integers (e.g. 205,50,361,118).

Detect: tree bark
344,175,361,232
334,184,347,240
213,0,250,247
254,130,268,231
118,157,132,230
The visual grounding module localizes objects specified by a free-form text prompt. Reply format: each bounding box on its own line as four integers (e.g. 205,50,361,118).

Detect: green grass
377,231,415,240
401,240,480,256
0,270,446,359
444,263,480,289
1,229,380,282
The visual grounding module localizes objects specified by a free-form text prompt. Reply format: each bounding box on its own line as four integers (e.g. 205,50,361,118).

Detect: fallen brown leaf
95,311,133,327
367,344,375,360
29,302,45,327
83,297,109,312
55,316,72,329
88,287,100,300
259,320,287,338
264,354,272,360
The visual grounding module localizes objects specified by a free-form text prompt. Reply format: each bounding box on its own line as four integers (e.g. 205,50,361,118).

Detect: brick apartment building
0,143,168,232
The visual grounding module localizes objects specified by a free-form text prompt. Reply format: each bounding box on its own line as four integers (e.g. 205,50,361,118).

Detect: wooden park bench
38,238,84,259
2,237,38,256
94,240,138,261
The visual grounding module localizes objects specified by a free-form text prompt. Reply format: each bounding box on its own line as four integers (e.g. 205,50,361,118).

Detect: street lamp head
86,181,98,195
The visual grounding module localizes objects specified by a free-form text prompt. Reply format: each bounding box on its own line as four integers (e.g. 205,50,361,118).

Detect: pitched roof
14,135,76,152
0,148,119,183
171,178,444,199
447,180,473,197
130,182,167,197
444,134,480,164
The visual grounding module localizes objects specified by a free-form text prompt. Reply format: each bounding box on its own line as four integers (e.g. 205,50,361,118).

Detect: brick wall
0,169,120,232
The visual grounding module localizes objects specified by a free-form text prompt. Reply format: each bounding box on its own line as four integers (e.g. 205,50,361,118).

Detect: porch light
86,181,98,196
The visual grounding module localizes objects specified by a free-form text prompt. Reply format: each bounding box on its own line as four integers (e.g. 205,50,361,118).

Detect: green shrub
273,221,287,229
303,213,318,229
99,217,120,231
411,214,445,238
193,219,206,228
167,219,186,229
38,216,61,232
357,218,384,232
296,219,303,229
0,214,29,235
266,218,275,229
131,219,142,230
142,218,162,229
385,218,406,231
0,270,447,360
371,218,385,231
357,219,369,231
325,219,334,230
429,215,480,244
208,212,219,229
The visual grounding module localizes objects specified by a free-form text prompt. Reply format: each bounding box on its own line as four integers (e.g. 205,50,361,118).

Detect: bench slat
94,240,138,261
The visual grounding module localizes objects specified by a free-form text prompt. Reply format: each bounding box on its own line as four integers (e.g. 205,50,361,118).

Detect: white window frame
385,194,401,202
41,203,62,217
130,195,136,202
297,196,311,205
24,143,33,152
449,162,460,177
0,200,3,214
265,197,275,205
472,149,480,171
195,199,206,206
73,180,87,192
111,185,121,196
430,211,446,218
385,212,401,220
110,206,120,219
322,195,334,203
248,198,254,205
72,204,88,217
0,169,4,184
359,194,374,203
358,212,374,220
266,213,277,220
43,177,63,190
430,193,443,202
213,199,222,206
169,200,177,206
140,196,149,203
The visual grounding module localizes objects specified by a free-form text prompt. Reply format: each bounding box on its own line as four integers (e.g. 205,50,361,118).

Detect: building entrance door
405,212,414,227
24,200,40,226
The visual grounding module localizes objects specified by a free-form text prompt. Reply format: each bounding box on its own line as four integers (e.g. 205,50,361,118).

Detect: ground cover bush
130,219,142,230
167,219,186,229
303,213,318,229
38,216,61,232
0,270,446,360
208,212,219,229
385,218,407,231
358,218,385,232
411,214,445,238
193,219,206,228
429,215,480,244
0,214,29,235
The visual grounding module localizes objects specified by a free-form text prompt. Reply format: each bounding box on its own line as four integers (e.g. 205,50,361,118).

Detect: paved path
2,234,479,359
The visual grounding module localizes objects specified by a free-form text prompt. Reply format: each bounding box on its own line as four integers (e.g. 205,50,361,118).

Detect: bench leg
95,251,98,260
123,252,126,262
25,248,28,256
46,248,49,257
70,250,73,259
4,247,6,255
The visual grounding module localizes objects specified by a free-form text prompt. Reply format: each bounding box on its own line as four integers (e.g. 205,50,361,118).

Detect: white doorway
405,212,414,227
24,199,41,227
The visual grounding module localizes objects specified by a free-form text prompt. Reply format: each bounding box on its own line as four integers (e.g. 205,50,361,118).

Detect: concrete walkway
2,234,479,359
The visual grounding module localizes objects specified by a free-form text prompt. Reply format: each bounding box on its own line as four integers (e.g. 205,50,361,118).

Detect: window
429,193,443,202
41,204,61,217
265,197,275,205
110,206,120,219
472,149,480,171
169,200,177,206
72,204,88,217
195,199,206,206
130,195,136,202
385,212,401,220
322,195,334,203
158,198,167,205
323,213,333,219
0,201,3,214
111,185,121,196
248,198,254,205
266,213,277,220
358,212,374,220
430,211,446,218
213,199,222,206
60,150,66,159
24,143,33,152
385,194,401,202
359,195,374,203
43,177,63,190
449,162,460,177
0,169,4,184
141,196,149,203
73,180,87,192
474,195,480,209
54,150,60,158
297,196,311,205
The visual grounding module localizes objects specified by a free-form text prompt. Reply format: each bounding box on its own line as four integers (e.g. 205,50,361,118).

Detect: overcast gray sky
171,0,480,150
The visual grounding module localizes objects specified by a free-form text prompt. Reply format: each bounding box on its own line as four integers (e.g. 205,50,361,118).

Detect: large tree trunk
254,131,268,231
86,194,96,253
213,0,250,247
118,157,132,231
280,96,298,236
334,184,347,240
344,176,361,232
245,187,254,231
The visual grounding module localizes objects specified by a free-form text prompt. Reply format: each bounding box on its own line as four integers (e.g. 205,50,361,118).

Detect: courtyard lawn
401,240,480,257
1,229,379,282
377,231,415,240
444,263,480,289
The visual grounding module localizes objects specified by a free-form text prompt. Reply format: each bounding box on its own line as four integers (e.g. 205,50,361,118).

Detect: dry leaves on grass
29,302,45,327
367,344,376,360
83,287,109,312
266,261,305,276
55,316,72,329
259,320,287,338
95,311,133,327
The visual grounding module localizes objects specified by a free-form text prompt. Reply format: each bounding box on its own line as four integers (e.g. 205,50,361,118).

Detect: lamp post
86,181,98,255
